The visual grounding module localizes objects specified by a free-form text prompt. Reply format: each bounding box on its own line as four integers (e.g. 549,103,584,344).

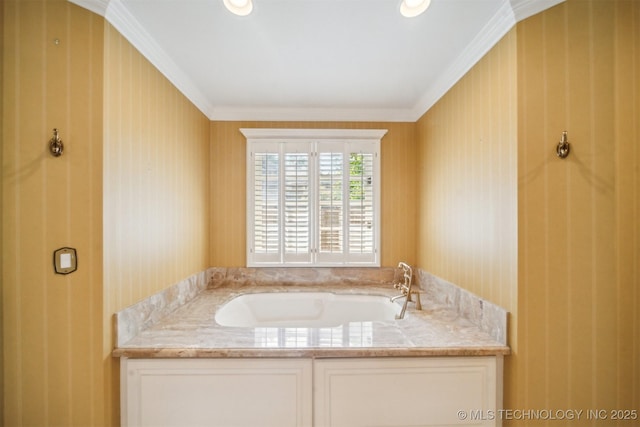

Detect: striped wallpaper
102,21,210,424
515,0,639,421
2,1,211,425
2,1,105,425
415,26,520,414
2,0,638,426
415,29,518,319
103,22,210,318
417,0,639,424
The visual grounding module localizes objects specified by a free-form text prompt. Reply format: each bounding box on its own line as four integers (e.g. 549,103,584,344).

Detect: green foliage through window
350,154,365,201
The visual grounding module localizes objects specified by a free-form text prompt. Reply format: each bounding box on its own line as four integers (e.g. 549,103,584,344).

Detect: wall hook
556,130,570,159
49,128,64,157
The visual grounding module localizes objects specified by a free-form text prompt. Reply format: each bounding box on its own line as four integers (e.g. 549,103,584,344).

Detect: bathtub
214,292,399,327
117,279,508,427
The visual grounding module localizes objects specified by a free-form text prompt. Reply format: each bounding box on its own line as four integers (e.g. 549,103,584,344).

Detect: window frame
243,128,387,267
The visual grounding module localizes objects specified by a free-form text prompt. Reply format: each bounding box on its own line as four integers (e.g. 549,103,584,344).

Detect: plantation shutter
316,143,344,264
283,145,312,263
249,143,281,264
245,129,383,267
316,141,378,264
348,149,375,261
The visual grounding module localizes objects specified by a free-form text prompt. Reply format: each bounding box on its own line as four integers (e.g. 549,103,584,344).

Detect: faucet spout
390,294,406,303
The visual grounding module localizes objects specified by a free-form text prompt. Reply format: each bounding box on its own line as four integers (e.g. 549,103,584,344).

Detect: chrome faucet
391,262,422,319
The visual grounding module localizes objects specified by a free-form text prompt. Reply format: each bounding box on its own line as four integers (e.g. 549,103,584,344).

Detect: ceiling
70,0,563,122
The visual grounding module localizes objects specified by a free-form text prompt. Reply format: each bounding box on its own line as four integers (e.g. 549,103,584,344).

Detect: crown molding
240,128,388,140
69,0,215,119
69,0,564,123
410,0,516,120
69,0,109,16
510,0,565,21
209,106,417,123
410,0,565,121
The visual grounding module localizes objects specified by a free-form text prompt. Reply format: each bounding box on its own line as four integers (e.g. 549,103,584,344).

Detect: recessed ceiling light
223,0,253,16
400,0,431,18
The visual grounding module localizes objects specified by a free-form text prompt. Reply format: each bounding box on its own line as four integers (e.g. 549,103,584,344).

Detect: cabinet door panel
122,358,312,427
314,357,498,427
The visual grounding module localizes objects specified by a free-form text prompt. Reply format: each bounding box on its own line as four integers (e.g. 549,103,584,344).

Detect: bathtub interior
214,292,400,328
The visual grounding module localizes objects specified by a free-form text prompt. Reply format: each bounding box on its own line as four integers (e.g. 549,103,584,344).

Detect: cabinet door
122,358,313,427
314,357,499,427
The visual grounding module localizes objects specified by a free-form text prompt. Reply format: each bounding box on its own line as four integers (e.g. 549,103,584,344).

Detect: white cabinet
121,358,313,427
121,356,502,427
314,357,501,427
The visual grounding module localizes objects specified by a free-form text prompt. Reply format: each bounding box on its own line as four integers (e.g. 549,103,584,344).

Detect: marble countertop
113,282,510,358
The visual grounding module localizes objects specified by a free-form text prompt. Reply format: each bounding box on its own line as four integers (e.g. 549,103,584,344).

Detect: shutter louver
348,153,374,254
284,152,311,261
253,152,280,255
318,152,343,254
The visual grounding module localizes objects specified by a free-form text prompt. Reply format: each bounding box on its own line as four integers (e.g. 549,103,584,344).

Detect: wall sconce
556,130,570,159
49,128,64,157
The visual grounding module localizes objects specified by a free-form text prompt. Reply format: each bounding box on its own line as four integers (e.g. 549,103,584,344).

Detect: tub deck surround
113,267,509,358
416,269,508,345
206,266,398,288
115,270,209,347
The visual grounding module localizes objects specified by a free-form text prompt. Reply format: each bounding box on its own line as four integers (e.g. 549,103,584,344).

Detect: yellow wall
102,22,210,423
415,30,518,316
2,1,105,425
516,0,639,420
103,23,210,315
3,0,638,425
415,27,520,412
2,1,210,425
417,0,640,423
210,121,417,268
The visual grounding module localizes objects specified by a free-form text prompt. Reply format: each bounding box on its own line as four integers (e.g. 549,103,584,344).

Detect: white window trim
243,128,387,267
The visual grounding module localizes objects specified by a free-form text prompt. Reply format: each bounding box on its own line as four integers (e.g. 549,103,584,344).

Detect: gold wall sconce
556,130,570,159
49,128,64,157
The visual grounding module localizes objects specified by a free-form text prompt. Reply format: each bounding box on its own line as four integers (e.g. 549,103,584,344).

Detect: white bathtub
214,292,399,327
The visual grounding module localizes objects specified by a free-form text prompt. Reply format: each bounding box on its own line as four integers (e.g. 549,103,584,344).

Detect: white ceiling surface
70,0,564,122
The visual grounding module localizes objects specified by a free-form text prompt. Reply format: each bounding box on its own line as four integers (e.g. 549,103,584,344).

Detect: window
243,128,386,267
